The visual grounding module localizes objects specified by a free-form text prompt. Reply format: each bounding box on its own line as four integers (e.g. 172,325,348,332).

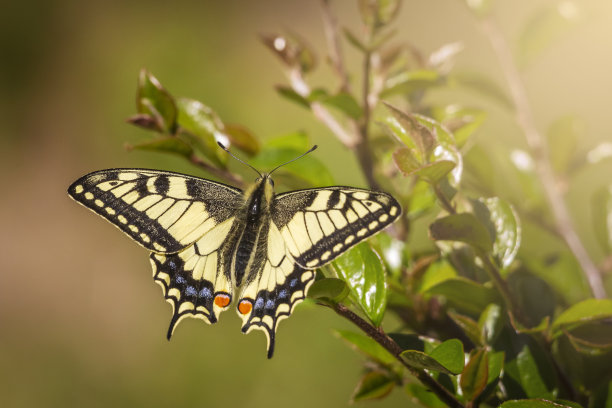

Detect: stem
320,0,351,93
328,303,465,408
479,17,606,299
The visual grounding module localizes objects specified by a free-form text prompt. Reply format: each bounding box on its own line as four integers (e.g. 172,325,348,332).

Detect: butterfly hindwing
150,217,238,335
68,169,242,253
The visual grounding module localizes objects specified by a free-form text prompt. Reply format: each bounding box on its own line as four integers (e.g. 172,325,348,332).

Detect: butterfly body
69,168,401,358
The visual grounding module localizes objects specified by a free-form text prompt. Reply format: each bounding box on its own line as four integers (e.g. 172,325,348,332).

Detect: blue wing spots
175,275,186,285
278,289,288,299
199,287,212,299
254,297,264,310
185,286,197,296
167,260,177,271
290,278,299,288
265,299,275,310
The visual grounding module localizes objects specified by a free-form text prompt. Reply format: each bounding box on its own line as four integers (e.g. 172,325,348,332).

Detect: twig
326,303,465,408
319,0,351,93
479,17,606,299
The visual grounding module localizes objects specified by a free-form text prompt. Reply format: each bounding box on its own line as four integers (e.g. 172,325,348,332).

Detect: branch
326,303,465,408
320,0,351,93
479,17,606,299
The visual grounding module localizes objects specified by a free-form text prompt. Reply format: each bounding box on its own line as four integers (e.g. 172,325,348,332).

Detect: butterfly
68,144,401,357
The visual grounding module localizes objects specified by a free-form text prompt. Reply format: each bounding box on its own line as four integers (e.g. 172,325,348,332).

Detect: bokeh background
2,1,611,407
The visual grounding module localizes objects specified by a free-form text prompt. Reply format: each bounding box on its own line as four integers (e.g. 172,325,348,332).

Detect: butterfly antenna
269,145,318,175
217,142,262,177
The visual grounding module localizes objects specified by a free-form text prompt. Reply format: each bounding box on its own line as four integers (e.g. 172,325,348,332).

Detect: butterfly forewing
68,169,242,253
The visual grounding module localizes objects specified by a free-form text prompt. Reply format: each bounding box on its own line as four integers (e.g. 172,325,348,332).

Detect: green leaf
351,371,396,402
137,69,178,133
552,299,612,335
312,91,362,119
126,113,162,132
307,278,349,303
518,2,582,67
128,136,193,158
451,70,514,110
222,123,260,156
400,349,456,375
460,348,489,402
405,383,447,408
424,277,497,315
473,197,521,268
564,322,612,355
275,85,310,110
343,28,368,53
478,303,505,345
547,115,583,174
429,213,493,252
411,114,463,186
431,105,487,147
263,131,310,151
418,259,457,294
503,334,558,399
429,339,465,375
333,243,387,326
500,399,581,408
383,103,436,160
381,69,441,98
487,351,505,385
591,185,612,254
448,311,483,347
176,97,225,167
261,33,316,73
357,0,401,30
394,148,456,184
251,147,334,188
335,330,396,365
508,271,555,330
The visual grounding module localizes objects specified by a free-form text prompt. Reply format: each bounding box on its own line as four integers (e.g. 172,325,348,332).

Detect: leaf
307,278,349,303
136,69,178,133
547,115,583,174
275,85,310,110
518,2,582,67
335,330,396,366
487,351,505,385
478,303,505,345
176,97,225,167
473,197,522,268
400,349,456,375
448,311,483,347
343,28,368,53
460,349,489,402
418,259,457,294
431,105,487,147
393,148,456,184
351,371,396,402
552,299,612,336
429,213,493,252
333,243,387,326
251,147,334,187
126,113,162,132
508,270,555,330
357,0,401,30
260,32,316,73
127,136,193,158
424,277,497,315
308,92,363,119
222,123,260,156
564,322,612,355
383,103,436,160
405,383,447,408
381,69,441,97
500,399,581,408
591,185,612,254
428,339,465,375
451,70,514,110
263,131,310,151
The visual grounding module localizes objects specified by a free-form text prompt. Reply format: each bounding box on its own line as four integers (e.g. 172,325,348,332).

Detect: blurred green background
1,1,612,407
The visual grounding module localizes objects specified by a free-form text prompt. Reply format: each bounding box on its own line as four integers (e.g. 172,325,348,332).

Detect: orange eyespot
214,293,231,308
238,299,253,315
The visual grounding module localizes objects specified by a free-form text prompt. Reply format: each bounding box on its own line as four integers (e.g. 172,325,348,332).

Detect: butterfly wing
150,217,239,332
68,169,243,253
237,187,401,358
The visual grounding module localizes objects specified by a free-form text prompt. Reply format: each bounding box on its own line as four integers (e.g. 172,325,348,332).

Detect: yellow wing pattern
68,169,242,253
236,187,401,357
